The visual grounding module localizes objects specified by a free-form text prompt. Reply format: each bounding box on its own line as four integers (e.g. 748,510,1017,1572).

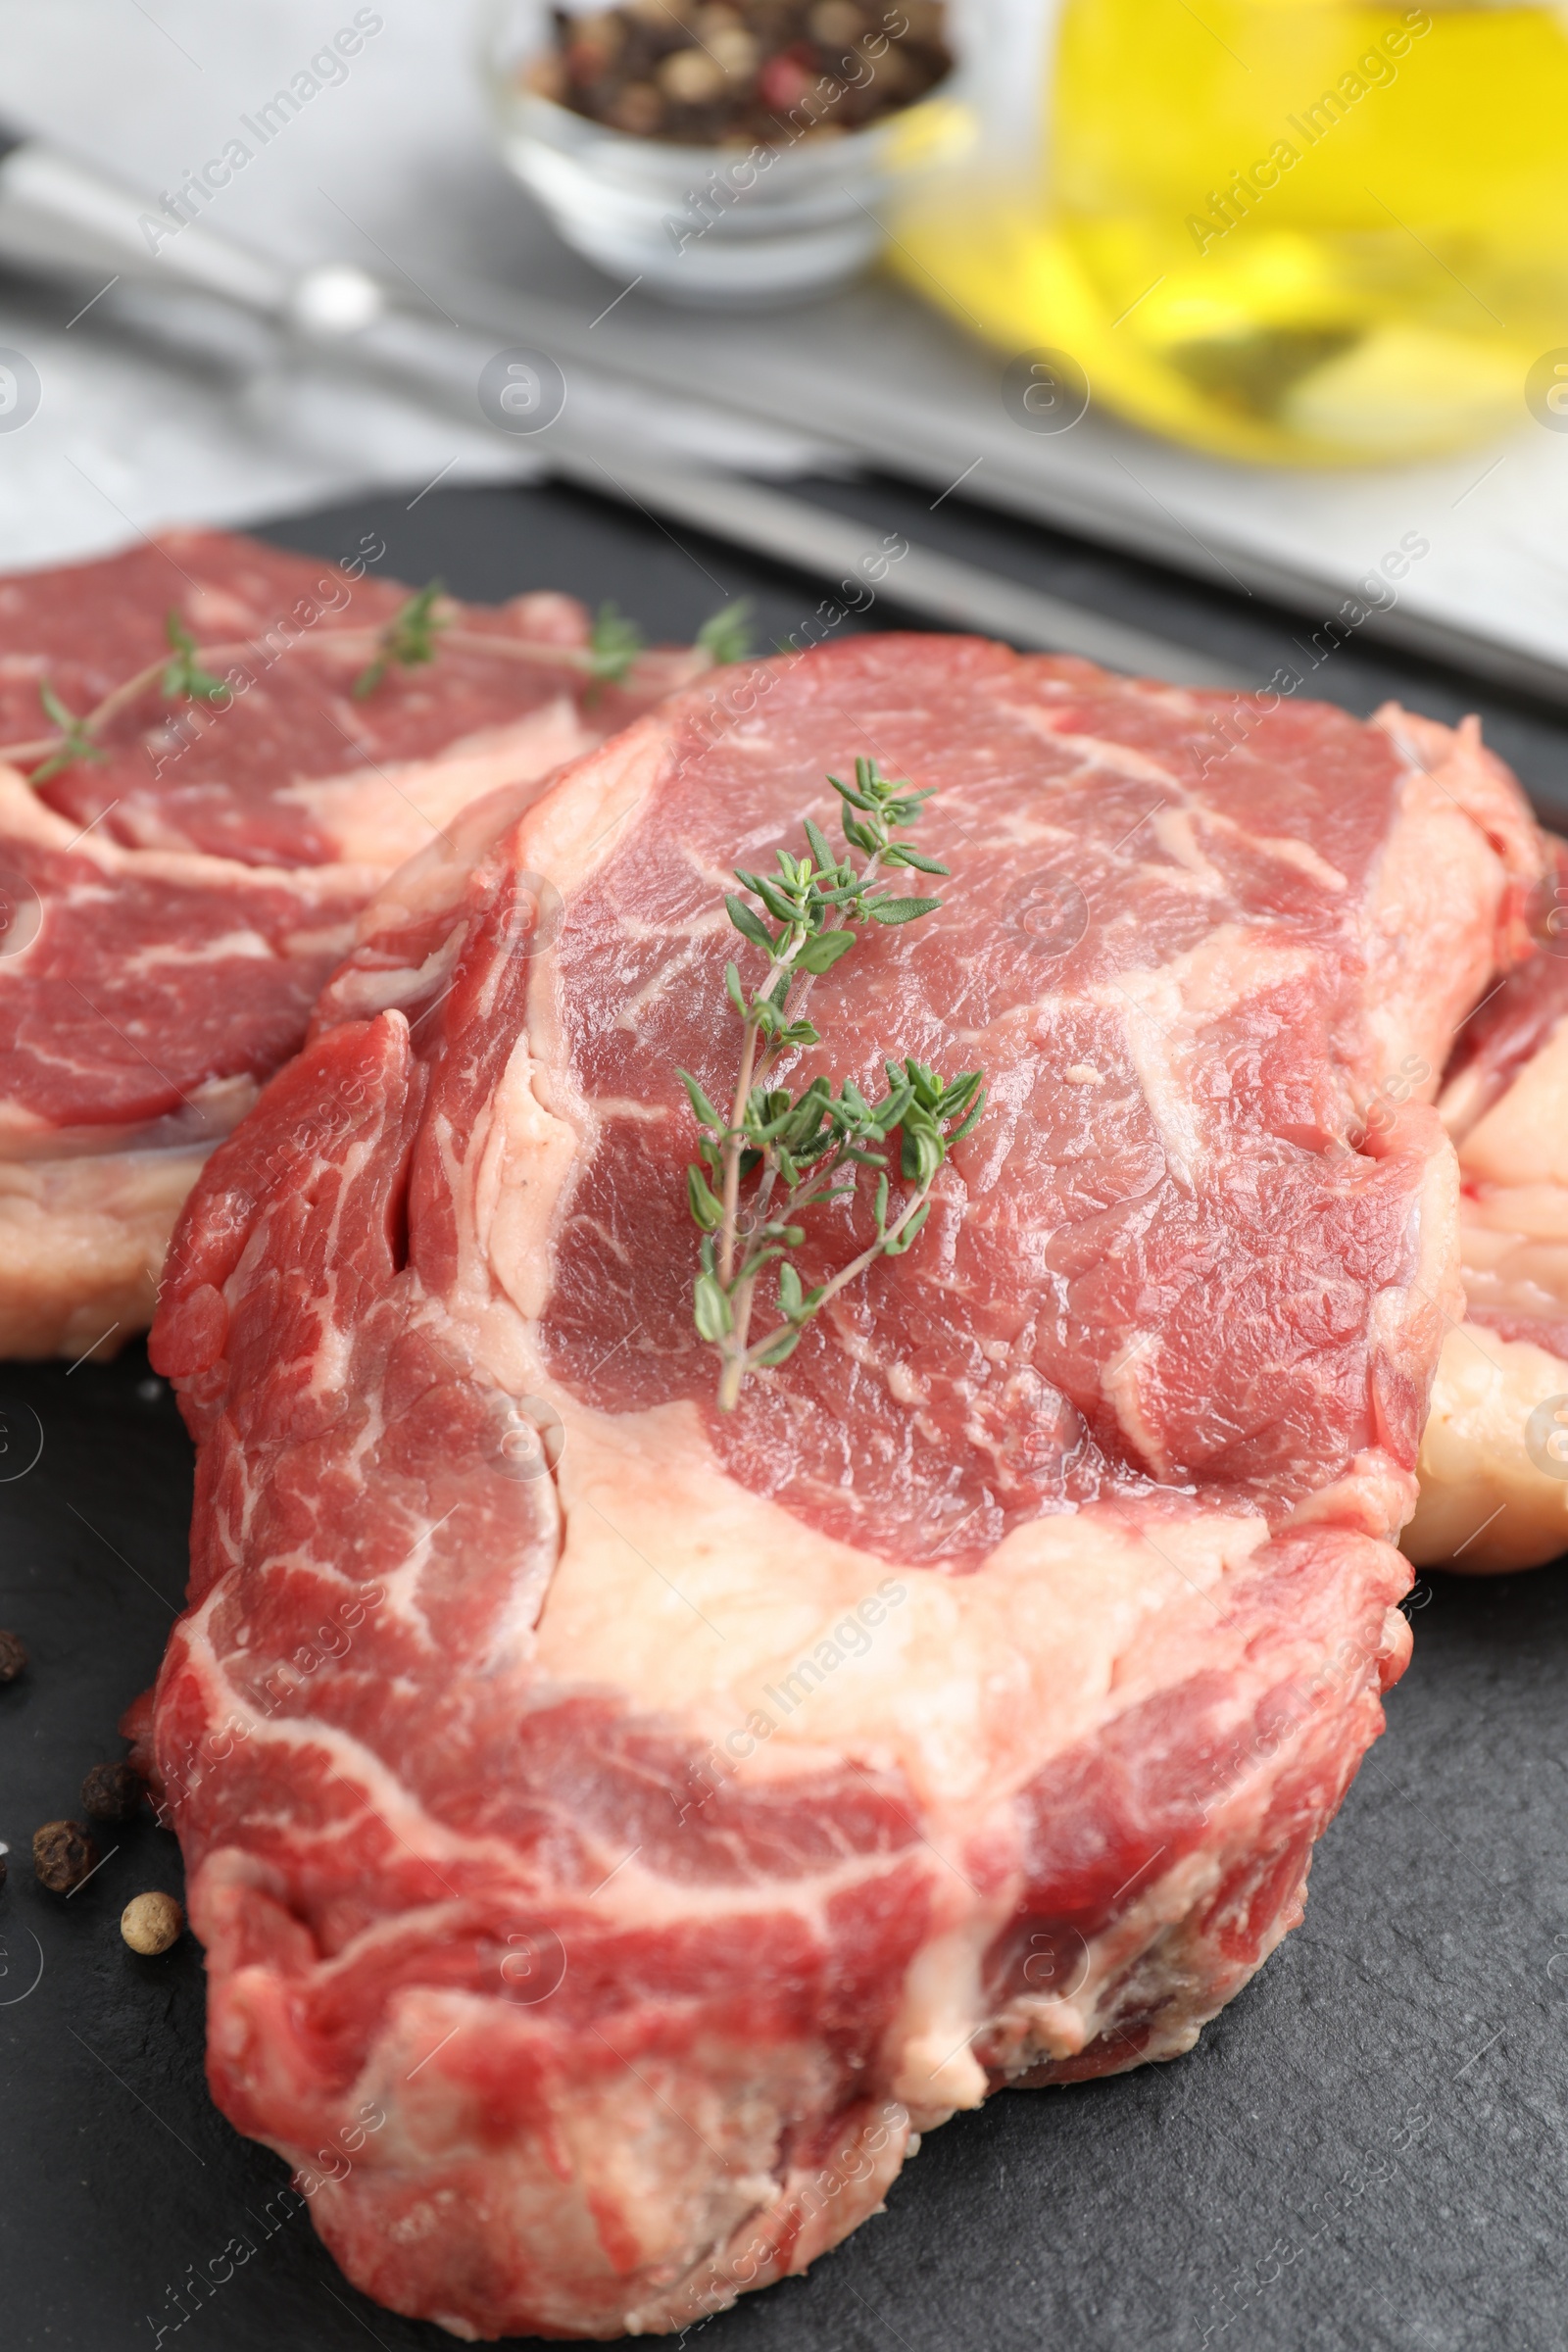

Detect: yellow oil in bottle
893,3,1568,465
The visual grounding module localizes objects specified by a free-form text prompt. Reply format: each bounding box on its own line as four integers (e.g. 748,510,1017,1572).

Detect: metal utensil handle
0,128,288,310
0,122,1247,686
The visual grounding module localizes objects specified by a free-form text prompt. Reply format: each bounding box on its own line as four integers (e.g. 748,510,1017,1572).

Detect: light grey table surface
0,0,1563,697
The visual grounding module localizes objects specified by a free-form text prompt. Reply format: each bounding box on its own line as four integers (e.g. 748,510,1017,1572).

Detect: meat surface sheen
146,641,1539,2339
0,530,697,1355
1407,836,1568,1571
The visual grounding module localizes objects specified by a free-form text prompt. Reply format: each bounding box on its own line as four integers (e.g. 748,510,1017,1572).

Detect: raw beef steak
143,642,1541,2339
0,530,700,1357
0,764,371,1359
1406,833,1568,1572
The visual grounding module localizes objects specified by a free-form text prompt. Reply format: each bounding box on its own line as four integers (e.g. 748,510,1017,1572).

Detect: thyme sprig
587,601,646,685
682,755,985,1410
0,585,746,785
29,685,106,784
160,611,232,706
696,601,754,667
351,578,447,699
22,608,232,783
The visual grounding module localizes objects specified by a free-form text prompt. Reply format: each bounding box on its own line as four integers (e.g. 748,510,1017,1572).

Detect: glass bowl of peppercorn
485,0,969,305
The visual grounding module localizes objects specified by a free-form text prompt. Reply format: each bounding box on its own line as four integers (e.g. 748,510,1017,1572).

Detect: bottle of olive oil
894,3,1568,466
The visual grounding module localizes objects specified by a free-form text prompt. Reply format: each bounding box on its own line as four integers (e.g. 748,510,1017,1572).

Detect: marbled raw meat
143,641,1541,2338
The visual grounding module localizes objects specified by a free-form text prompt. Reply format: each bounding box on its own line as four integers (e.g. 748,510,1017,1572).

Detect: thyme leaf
161,611,232,705
352,579,447,700
28,682,107,783
587,602,645,685
867,895,942,926
696,600,754,666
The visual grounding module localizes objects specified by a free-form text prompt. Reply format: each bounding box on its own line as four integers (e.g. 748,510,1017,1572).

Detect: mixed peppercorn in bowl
522,0,952,143
485,0,965,302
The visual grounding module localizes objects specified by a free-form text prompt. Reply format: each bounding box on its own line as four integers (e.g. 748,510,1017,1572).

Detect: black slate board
3,477,1567,2352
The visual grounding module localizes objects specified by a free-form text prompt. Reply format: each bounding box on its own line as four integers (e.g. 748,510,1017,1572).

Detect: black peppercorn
33,1820,99,1893
0,1628,26,1683
81,1760,143,1824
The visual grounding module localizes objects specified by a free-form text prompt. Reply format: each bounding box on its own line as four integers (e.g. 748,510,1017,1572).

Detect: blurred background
0,1,1565,703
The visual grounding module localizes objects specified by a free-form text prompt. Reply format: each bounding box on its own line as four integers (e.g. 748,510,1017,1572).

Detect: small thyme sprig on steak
351,578,449,699
585,601,647,685
682,753,984,1409
27,609,232,783
28,683,106,784
160,611,234,707
695,600,754,666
